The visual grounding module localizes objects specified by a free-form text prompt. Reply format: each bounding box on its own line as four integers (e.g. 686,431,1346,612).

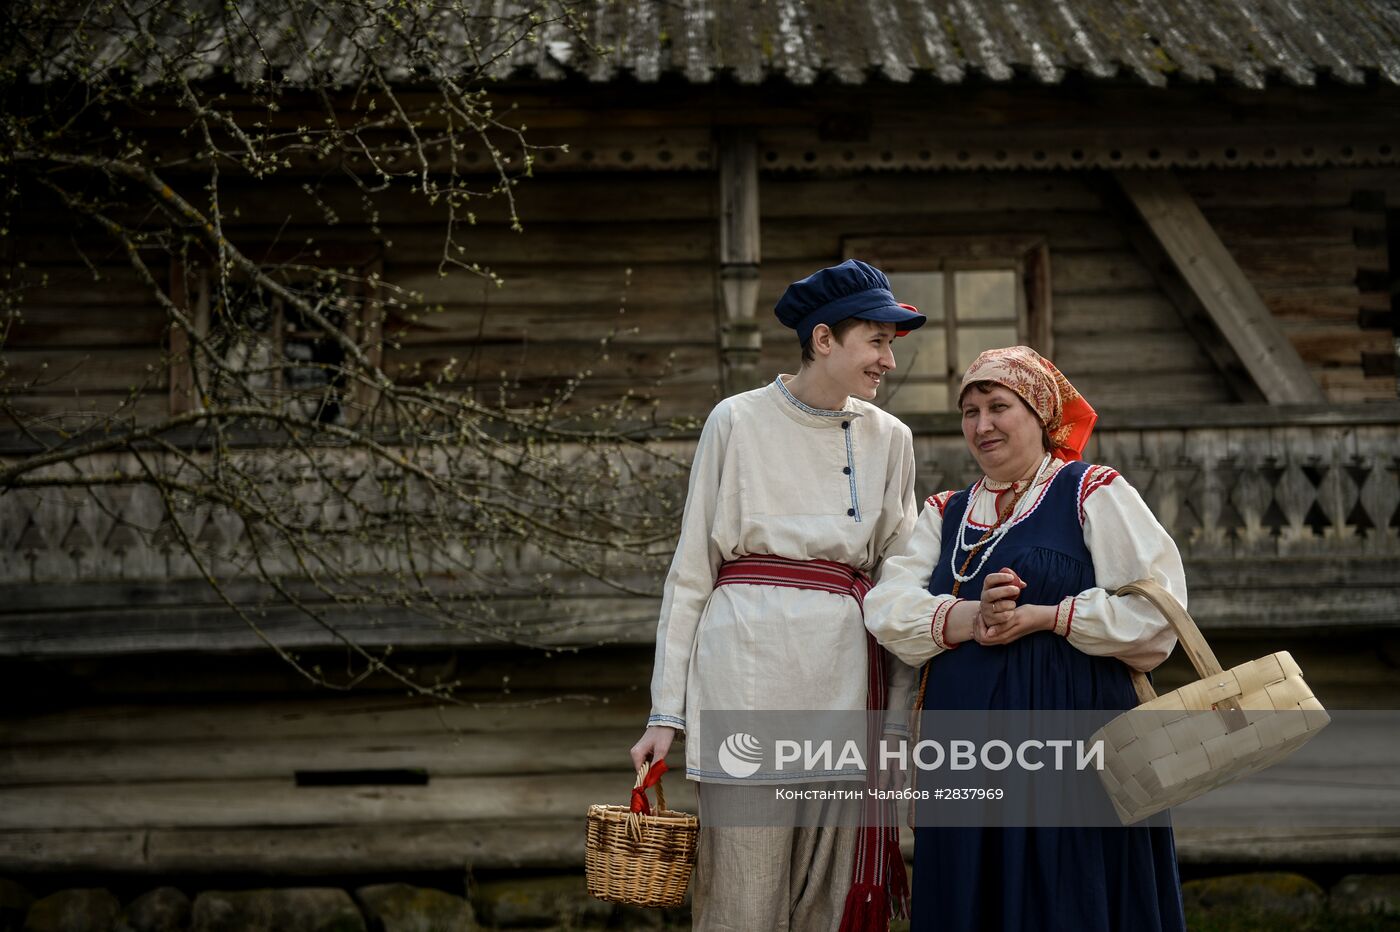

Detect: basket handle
1115,578,1247,727
625,761,668,840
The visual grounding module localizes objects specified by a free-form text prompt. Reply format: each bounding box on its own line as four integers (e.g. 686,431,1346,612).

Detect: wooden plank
1089,402,1400,430
1115,170,1326,403
9,275,153,307
0,829,146,872
386,341,718,386
380,222,716,265
386,301,719,345
0,645,657,699
718,127,763,394
0,392,170,423
391,262,713,307
759,174,1101,216
1259,285,1366,322
147,820,590,872
1070,372,1233,407
1,694,650,745
1049,251,1157,294
1185,586,1400,629
762,210,1130,257
1200,207,1369,244
1051,332,1215,375
1179,169,1367,210
0,771,697,830
1175,827,1400,865
1184,557,1400,590
5,822,1399,874
215,176,719,226
0,727,640,785
0,595,663,657
0,349,169,393
0,821,586,873
1285,326,1393,367
1314,370,1399,402
2,307,168,348
1054,293,1183,334
1227,242,1366,288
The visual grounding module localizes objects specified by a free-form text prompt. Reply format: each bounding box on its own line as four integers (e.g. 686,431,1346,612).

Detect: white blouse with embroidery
864,457,1183,673
648,376,920,781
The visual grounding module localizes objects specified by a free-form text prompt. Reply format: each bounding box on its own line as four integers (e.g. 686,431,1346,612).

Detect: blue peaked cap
773,259,927,345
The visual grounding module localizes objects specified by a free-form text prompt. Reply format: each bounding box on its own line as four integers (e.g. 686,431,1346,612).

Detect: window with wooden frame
168,246,384,424
844,236,1052,414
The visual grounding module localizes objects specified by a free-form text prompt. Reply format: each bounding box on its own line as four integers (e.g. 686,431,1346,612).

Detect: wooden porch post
717,128,761,395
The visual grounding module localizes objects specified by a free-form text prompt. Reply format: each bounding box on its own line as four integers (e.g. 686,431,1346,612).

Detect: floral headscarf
958,346,1098,461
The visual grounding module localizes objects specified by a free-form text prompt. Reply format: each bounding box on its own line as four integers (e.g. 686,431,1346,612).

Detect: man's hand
630,725,677,771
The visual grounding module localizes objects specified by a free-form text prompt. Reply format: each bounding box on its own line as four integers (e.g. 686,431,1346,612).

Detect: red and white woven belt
712,553,908,932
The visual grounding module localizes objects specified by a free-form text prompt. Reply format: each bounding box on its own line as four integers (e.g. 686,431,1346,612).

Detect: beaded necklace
947,453,1053,589
911,453,1053,728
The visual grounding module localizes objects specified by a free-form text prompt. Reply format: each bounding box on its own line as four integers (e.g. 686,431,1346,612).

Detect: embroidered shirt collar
772,375,863,425
983,455,1064,491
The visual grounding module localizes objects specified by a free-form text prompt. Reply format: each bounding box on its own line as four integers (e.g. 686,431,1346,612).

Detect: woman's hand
630,725,676,771
975,567,1054,646
978,567,1026,624
977,603,1055,645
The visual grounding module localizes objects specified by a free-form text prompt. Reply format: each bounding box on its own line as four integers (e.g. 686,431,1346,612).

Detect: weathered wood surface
1,412,1397,654
0,772,696,830
0,823,586,873
1115,171,1325,404
4,823,1396,873
0,690,1395,872
8,159,1395,428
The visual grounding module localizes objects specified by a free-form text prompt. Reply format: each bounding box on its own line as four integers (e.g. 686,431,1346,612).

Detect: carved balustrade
0,406,1396,650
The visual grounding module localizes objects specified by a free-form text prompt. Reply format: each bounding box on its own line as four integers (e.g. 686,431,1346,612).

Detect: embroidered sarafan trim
925,490,957,516
1053,597,1076,637
931,598,963,651
963,458,1068,531
1077,464,1122,525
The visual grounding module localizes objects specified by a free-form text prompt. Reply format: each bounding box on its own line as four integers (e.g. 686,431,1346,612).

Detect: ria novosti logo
717,732,764,778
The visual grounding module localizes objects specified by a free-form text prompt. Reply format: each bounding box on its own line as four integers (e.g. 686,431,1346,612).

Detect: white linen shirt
648,376,919,781
865,457,1183,673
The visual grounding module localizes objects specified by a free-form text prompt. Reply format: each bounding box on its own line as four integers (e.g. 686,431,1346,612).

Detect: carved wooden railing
908,407,1400,560
0,405,1396,651
908,404,1400,632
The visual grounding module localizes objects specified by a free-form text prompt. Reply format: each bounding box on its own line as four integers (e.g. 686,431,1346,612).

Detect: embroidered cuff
883,720,910,736
648,713,686,731
1053,597,1076,637
932,599,964,651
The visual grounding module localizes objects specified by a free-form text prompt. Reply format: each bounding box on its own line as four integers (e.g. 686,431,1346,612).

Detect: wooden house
2,0,1399,879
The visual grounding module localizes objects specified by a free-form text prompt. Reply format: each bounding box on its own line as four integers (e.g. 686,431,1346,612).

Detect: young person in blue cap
630,260,926,932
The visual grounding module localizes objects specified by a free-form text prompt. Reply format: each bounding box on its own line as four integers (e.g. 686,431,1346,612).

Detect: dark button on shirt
847,508,855,516
843,466,851,475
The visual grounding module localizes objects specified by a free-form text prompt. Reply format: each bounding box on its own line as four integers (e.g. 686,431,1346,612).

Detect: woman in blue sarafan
865,346,1186,932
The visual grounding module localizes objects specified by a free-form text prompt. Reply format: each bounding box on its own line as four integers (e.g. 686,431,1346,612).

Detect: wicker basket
1092,579,1330,824
585,762,698,908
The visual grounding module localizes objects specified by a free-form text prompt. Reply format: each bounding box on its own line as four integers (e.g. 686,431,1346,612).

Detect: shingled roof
23,0,1400,91
548,0,1400,89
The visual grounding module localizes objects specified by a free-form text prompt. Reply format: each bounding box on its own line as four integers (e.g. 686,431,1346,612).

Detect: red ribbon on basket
630,760,669,815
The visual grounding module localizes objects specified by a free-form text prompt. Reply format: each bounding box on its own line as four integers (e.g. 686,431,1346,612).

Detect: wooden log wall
1182,169,1396,402
2,634,1398,876
4,161,1396,425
